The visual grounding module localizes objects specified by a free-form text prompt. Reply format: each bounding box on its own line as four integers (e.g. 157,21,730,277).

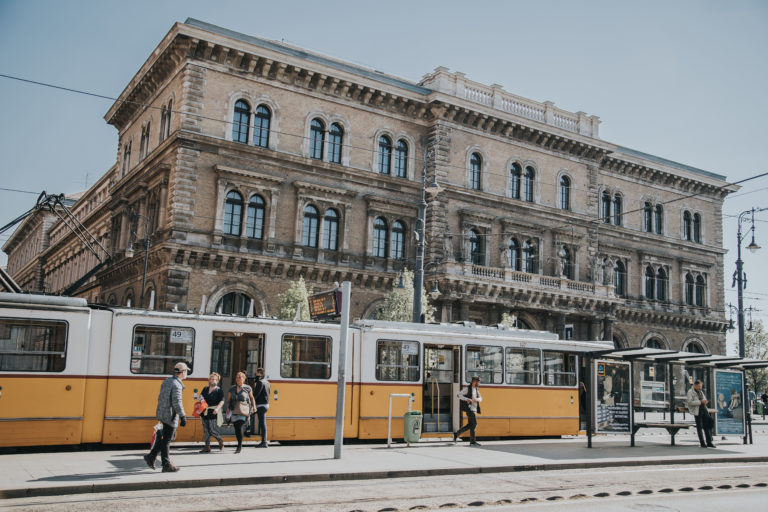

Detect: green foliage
274,277,311,321
745,320,768,392
376,269,435,323
500,312,517,328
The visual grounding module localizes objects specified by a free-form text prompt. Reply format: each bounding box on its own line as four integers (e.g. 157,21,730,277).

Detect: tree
500,312,517,328
745,320,768,393
274,277,311,321
376,269,435,323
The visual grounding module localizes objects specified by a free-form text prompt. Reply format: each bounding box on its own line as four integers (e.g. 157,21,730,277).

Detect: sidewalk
2,433,767,499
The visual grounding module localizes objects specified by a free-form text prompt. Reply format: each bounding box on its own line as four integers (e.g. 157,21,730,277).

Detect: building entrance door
423,345,460,433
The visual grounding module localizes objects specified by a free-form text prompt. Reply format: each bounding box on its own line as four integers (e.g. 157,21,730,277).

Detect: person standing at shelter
761,390,768,419
199,372,225,452
144,362,189,472
686,379,715,448
454,376,483,446
250,367,270,448
226,371,256,453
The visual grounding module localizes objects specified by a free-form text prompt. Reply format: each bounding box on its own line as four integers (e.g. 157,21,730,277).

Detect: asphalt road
2,462,767,511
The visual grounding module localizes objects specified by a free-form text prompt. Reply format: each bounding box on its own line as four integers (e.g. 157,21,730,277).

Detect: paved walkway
2,429,768,499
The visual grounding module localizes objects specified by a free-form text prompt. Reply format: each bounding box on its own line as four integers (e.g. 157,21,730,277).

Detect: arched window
561,246,572,279
684,341,705,353
394,140,408,178
656,268,667,301
523,166,535,202
510,163,521,199
645,266,655,300
693,213,701,243
613,260,626,296
223,190,243,236
645,338,664,349
685,273,694,305
560,176,571,210
523,240,536,273
655,205,664,235
644,202,653,232
253,105,271,148
232,100,250,143
683,211,692,241
378,135,392,174
122,140,132,176
322,208,339,250
373,217,388,258
310,119,325,160
159,105,168,144
246,195,265,239
601,191,611,223
216,292,252,316
302,205,319,247
695,275,706,306
469,229,484,265
329,123,343,164
469,153,482,190
613,195,623,226
164,99,172,140
508,238,521,271
160,100,172,142
391,220,406,259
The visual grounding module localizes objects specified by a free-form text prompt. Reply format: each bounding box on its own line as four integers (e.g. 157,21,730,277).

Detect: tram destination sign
308,288,342,320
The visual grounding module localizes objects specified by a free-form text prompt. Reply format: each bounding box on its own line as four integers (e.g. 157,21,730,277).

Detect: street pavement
2,424,768,500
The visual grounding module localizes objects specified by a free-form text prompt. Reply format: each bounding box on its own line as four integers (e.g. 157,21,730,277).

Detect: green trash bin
403,410,422,443
757,401,764,415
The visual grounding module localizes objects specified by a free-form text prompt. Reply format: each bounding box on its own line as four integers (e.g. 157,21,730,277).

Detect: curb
3,455,768,500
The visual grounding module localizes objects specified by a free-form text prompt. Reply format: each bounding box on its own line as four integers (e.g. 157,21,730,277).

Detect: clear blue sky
1,0,766,352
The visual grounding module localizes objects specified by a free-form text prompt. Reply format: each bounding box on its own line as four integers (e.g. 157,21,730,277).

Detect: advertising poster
714,370,745,436
594,360,631,433
640,381,666,407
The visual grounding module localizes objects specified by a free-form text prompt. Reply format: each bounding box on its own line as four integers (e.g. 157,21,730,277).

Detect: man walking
686,379,715,448
144,362,189,472
454,375,483,446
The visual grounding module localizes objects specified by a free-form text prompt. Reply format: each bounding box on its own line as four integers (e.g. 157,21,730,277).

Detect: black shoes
453,432,458,443
256,442,268,448
470,441,482,446
161,463,179,472
707,443,716,448
143,454,156,470
235,446,242,454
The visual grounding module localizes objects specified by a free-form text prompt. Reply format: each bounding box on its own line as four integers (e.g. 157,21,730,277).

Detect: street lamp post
734,207,764,358
126,210,152,309
413,143,439,323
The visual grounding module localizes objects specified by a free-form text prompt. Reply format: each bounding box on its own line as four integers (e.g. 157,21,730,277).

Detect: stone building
3,18,734,354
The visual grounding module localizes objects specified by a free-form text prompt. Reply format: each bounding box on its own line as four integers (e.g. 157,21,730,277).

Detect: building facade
3,19,734,353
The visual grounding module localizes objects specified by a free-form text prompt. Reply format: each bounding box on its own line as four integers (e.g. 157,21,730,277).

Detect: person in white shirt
454,376,483,446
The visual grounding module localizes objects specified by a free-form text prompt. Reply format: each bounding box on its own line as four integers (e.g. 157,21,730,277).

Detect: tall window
394,140,408,178
601,258,609,285
655,205,664,235
391,220,405,259
614,260,626,296
373,217,388,258
122,141,132,176
223,191,243,236
232,100,250,143
695,275,706,306
683,211,692,241
310,119,325,160
613,195,623,226
560,246,572,279
523,166,535,202
685,273,694,305
159,100,172,142
328,123,343,164
469,153,482,190
253,105,271,148
510,163,521,199
302,205,319,247
645,266,655,300
469,229,484,265
693,213,702,243
508,238,521,271
246,195,265,239
523,240,536,273
159,105,168,143
139,123,150,160
378,135,392,174
560,176,571,210
601,191,611,223
322,208,339,250
656,268,667,301
644,202,653,232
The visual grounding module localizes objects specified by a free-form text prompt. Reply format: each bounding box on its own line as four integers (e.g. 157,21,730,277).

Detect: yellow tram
0,293,608,447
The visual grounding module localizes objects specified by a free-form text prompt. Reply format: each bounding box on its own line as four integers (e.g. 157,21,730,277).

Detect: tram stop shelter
582,347,768,448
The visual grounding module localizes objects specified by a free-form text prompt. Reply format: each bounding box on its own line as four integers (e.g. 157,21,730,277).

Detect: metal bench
631,422,692,446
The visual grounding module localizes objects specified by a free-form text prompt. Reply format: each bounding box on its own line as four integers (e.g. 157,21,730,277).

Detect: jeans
201,415,222,445
456,411,478,442
255,407,267,442
695,411,713,447
148,422,176,466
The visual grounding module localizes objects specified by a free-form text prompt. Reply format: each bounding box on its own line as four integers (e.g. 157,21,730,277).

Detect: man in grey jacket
686,379,714,448
144,362,189,472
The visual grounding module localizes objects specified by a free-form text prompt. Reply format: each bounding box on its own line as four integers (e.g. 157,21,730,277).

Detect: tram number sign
308,289,342,319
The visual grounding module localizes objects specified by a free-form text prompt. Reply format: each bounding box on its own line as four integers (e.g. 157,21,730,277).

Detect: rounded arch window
246,194,265,240
645,338,665,349
508,238,521,271
322,208,339,251
683,211,692,240
613,260,626,296
378,135,393,174
216,292,252,316
373,217,388,258
224,190,243,236
685,273,695,305
645,266,655,299
310,118,325,160
695,275,706,306
656,267,667,301
523,240,536,273
469,229,484,265
523,166,535,202
510,162,522,199
394,140,408,178
302,205,319,247
391,220,406,259
684,340,705,353
329,123,344,164
469,153,482,190
253,105,271,147
613,194,623,226
232,100,251,143
559,176,571,210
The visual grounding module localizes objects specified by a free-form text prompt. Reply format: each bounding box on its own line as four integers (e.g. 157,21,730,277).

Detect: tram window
131,325,194,374
0,318,67,372
280,334,331,379
505,347,541,385
465,345,503,384
542,351,577,387
375,339,420,381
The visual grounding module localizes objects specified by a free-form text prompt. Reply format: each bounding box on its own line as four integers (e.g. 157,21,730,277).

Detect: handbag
234,400,251,416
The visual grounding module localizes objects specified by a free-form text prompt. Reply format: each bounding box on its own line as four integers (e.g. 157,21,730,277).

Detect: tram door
211,331,264,391
423,345,461,433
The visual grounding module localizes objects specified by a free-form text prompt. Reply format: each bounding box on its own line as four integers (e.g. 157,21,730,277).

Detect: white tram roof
0,292,88,308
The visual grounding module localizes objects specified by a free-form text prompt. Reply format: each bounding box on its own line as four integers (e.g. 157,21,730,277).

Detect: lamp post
734,207,764,357
126,209,152,309
413,143,440,323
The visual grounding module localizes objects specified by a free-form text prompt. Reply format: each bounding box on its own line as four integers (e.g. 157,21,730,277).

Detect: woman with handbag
199,372,225,453
226,371,256,453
